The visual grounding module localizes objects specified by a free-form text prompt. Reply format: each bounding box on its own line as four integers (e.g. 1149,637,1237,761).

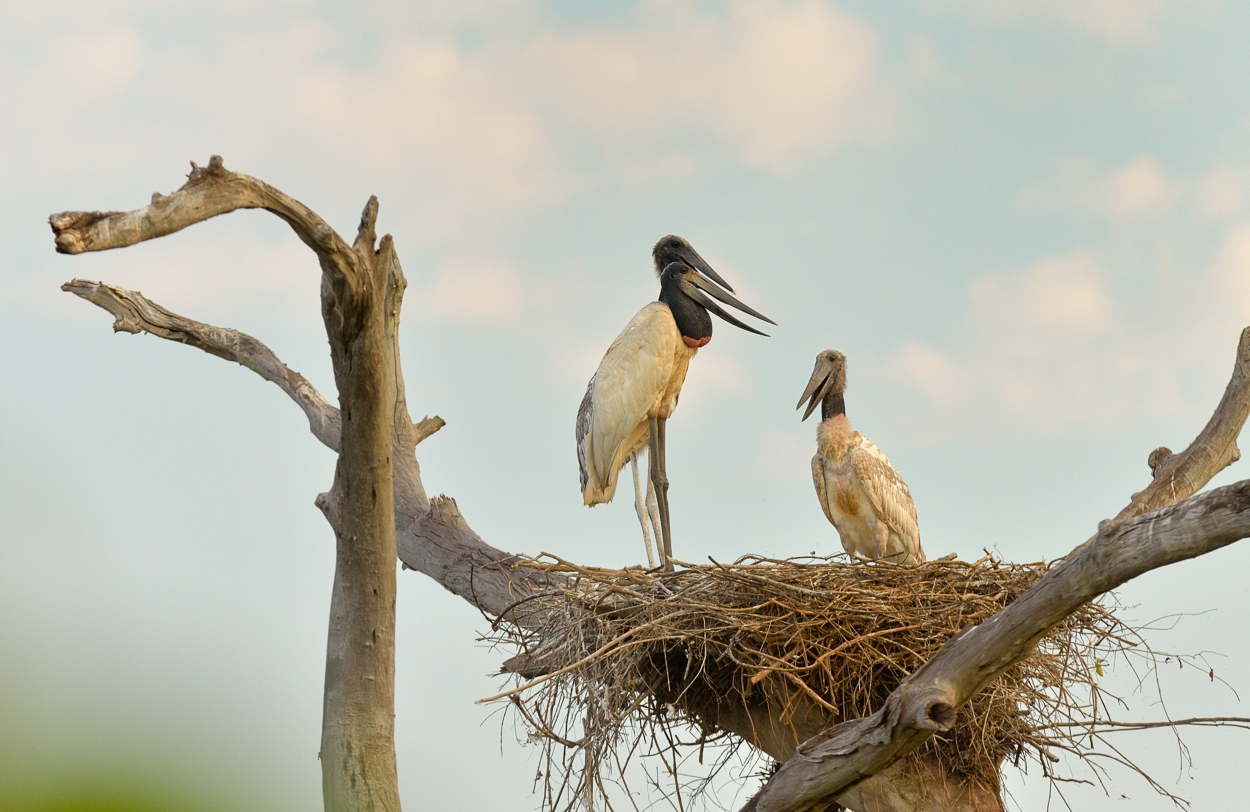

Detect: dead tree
51,157,1250,812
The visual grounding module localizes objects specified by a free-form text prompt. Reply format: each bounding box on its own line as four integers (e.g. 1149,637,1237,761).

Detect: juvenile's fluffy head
797,349,848,421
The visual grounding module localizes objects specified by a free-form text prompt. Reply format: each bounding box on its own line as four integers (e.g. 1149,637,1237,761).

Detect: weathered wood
51,155,344,259
709,694,1000,812
61,279,342,449
55,159,404,811
313,196,402,812
1116,326,1250,521
61,277,563,626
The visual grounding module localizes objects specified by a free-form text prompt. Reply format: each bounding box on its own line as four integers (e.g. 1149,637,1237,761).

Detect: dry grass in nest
482,554,1198,811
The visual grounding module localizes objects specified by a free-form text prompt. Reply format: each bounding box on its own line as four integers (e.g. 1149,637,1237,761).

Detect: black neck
822,392,846,421
659,281,712,340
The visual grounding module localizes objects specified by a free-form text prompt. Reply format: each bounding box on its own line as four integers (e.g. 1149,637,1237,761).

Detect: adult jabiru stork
797,350,924,565
577,236,774,571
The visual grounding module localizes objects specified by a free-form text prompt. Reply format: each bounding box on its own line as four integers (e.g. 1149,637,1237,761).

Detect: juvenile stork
797,350,924,565
577,236,774,571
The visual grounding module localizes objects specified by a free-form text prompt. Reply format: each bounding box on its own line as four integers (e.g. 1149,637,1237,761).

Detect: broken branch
61,278,341,449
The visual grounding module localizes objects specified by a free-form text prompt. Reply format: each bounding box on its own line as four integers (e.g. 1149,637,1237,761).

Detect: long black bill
675,244,737,293
687,272,777,331
688,288,769,336
796,361,833,421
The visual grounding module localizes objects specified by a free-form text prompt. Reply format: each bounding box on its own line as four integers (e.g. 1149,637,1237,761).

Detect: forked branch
53,157,562,626
1117,326,1250,520
55,158,408,811
63,276,560,623
58,280,446,457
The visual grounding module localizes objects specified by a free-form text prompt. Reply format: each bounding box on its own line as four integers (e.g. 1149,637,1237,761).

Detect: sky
2,0,1250,809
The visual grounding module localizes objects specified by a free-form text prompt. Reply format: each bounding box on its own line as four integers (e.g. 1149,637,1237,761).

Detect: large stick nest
485,554,1169,811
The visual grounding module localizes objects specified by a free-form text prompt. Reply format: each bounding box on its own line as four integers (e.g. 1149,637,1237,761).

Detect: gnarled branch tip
355,196,380,252
1148,446,1173,477
413,415,445,445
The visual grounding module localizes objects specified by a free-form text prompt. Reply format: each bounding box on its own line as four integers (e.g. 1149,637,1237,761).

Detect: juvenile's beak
796,358,835,421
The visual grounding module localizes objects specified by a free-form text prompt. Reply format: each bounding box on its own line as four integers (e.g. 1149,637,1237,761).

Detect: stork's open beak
797,358,836,421
682,269,776,336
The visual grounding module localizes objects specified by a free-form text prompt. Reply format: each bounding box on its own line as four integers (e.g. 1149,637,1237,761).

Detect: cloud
40,28,144,102
1,1,900,346
1018,156,1250,225
1017,156,1179,222
958,250,1122,420
171,18,582,245
522,0,892,174
1209,223,1250,314
967,249,1112,338
4,1,895,246
926,0,1181,44
1197,168,1250,220
886,218,1250,447
415,259,529,325
888,148,1250,447
906,34,966,91
890,342,965,409
0,25,148,175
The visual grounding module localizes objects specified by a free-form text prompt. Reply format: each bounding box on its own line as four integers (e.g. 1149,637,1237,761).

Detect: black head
658,261,775,339
652,235,736,292
797,349,847,421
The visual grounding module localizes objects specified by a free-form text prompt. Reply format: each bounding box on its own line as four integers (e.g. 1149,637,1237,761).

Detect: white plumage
577,302,696,505
798,350,924,565
576,236,774,571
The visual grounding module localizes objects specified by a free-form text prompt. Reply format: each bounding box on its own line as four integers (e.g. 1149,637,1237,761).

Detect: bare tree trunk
315,198,403,812
54,158,405,811
51,158,1250,812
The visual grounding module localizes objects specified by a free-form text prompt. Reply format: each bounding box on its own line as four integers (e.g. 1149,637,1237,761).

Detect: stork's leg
649,416,673,571
644,469,662,561
630,451,658,569
658,416,673,564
